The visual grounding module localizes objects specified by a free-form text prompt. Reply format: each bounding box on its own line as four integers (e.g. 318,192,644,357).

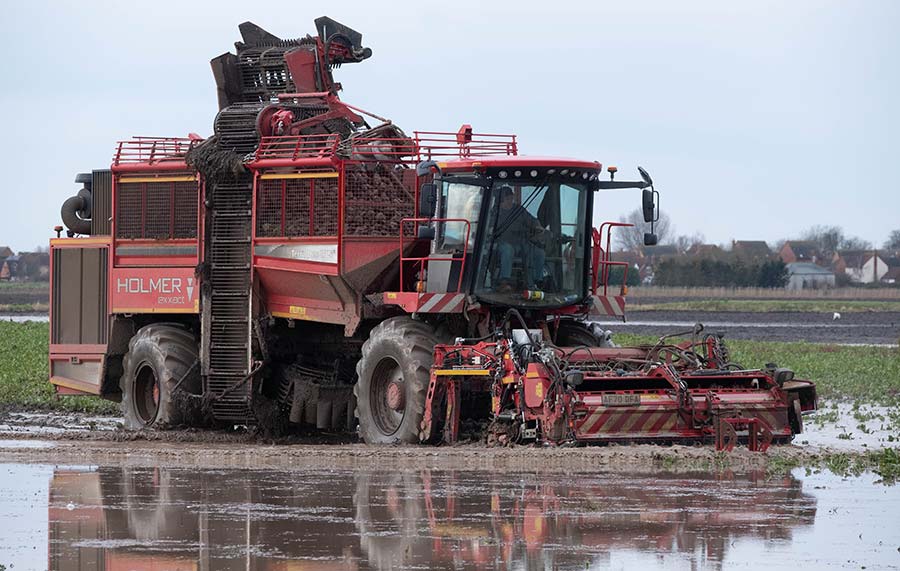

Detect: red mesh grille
284,180,310,236
256,180,282,237
116,184,143,238
344,165,415,237
144,183,172,239
255,175,339,238
314,178,338,236
115,180,198,240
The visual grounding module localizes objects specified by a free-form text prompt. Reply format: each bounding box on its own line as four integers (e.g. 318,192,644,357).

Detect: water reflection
48,467,817,570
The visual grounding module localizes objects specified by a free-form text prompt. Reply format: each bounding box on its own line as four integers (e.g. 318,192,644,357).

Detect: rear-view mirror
642,188,655,223
419,182,437,218
644,232,658,246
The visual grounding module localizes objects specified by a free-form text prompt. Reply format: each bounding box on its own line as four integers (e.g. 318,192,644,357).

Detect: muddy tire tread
120,323,199,430
354,317,438,445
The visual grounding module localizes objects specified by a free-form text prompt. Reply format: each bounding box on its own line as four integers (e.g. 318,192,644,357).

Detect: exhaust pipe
60,173,92,235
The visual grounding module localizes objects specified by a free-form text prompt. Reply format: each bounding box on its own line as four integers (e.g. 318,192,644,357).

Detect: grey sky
2,0,897,252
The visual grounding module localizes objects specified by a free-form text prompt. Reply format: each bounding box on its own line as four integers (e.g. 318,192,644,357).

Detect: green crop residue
0,321,117,414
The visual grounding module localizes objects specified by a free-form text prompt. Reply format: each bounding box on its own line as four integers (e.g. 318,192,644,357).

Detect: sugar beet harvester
51,17,816,450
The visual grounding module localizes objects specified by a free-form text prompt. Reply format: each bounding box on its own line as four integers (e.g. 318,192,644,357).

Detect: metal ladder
202,177,254,422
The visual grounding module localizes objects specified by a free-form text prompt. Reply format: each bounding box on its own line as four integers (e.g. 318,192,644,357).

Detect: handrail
399,218,471,293
255,133,341,161
413,131,518,159
593,222,634,295
113,137,200,166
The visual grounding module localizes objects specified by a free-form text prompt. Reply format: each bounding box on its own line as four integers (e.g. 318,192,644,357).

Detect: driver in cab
495,186,546,291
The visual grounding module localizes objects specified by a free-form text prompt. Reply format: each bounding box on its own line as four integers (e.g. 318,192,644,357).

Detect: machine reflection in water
48,467,816,570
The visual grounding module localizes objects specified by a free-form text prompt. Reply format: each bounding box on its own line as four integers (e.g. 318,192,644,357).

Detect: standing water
1,464,898,570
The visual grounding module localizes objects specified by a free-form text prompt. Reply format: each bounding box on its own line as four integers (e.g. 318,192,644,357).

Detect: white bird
832,312,841,321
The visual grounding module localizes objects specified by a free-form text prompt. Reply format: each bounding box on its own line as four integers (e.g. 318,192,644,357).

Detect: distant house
641,244,680,264
833,250,888,284
16,251,50,281
0,246,13,259
686,243,726,260
732,240,771,262
3,254,20,280
881,267,900,285
786,262,835,290
779,241,824,265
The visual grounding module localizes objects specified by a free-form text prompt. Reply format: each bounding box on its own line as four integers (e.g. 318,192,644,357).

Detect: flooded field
1,463,898,570
594,310,900,345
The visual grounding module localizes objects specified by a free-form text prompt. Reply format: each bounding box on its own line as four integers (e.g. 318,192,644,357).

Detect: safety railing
250,128,519,165
592,222,634,296
345,136,419,162
414,130,518,159
399,218,470,293
113,137,201,166
255,133,342,161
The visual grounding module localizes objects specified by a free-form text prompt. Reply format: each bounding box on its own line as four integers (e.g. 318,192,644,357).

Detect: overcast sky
2,0,897,252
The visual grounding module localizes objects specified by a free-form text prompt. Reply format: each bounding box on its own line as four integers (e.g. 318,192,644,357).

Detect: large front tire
120,324,200,430
354,317,438,445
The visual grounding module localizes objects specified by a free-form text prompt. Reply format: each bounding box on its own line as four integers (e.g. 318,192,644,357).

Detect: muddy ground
594,309,900,345
0,406,892,474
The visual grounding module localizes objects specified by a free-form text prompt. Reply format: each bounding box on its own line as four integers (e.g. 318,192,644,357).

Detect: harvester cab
412,155,655,313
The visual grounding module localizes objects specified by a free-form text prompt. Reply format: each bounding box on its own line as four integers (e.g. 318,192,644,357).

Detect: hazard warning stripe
590,295,626,318
416,293,465,313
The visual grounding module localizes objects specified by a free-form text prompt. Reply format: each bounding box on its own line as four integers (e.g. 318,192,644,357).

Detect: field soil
0,284,48,306
595,309,900,345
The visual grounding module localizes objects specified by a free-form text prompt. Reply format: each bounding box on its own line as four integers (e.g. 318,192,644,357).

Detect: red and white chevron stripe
416,292,466,313
382,292,466,314
590,295,626,318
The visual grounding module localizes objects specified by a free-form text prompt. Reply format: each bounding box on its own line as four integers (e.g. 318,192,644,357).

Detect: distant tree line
604,264,642,287
654,259,788,288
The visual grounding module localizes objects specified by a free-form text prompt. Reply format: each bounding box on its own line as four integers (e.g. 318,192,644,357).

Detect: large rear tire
120,323,200,430
553,319,600,347
354,317,438,445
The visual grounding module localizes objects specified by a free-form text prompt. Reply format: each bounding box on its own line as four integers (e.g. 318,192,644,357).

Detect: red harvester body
49,17,815,449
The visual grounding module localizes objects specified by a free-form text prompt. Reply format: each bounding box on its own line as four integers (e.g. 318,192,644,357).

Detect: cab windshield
474,179,589,307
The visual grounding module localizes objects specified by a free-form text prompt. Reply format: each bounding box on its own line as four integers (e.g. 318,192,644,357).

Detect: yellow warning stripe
259,172,339,180
118,175,198,183
112,307,198,314
434,369,490,376
50,376,101,395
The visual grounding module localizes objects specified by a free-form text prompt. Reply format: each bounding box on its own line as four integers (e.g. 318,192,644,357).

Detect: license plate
602,394,641,407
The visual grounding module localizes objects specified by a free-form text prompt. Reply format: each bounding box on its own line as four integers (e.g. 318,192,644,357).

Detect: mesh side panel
256,180,283,237
144,183,173,239
115,180,198,240
174,182,198,238
116,183,143,238
283,180,311,237
255,175,339,238
313,178,338,236
344,166,415,237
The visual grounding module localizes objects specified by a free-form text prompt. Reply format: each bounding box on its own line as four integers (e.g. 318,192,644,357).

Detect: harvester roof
437,155,602,173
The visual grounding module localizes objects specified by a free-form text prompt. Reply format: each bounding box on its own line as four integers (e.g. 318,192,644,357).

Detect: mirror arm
594,180,650,190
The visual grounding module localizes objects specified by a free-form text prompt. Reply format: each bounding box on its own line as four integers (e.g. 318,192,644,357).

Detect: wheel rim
370,357,405,436
134,362,160,425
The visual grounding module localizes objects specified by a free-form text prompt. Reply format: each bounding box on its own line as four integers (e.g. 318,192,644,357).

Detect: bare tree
800,225,844,256
674,232,706,253
840,236,872,250
614,208,672,251
799,225,871,254
883,230,900,250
